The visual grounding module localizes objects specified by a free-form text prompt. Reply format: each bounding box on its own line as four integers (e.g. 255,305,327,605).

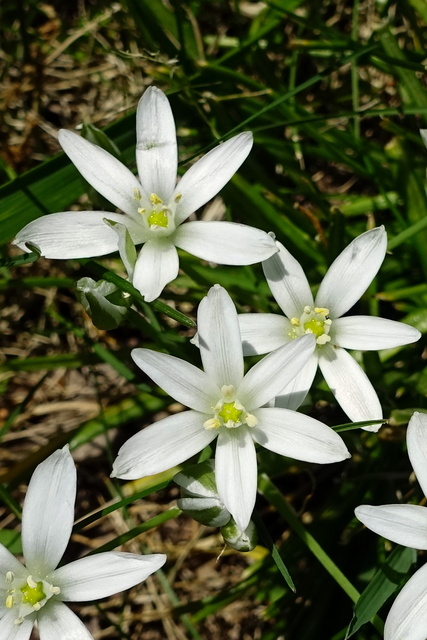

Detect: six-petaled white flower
0,446,166,640
355,412,427,640
238,227,421,428
13,87,278,302
111,284,350,531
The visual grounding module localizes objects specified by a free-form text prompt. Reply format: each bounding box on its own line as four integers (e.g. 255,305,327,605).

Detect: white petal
215,427,257,531
0,609,34,640
58,129,146,217
355,504,427,549
384,563,427,640
111,410,216,480
252,407,350,463
318,345,383,427
197,285,244,389
333,316,421,350
131,348,219,412
173,221,277,265
239,313,291,356
407,412,427,498
262,240,314,318
22,447,76,575
132,238,179,302
237,334,316,411
174,132,253,223
38,600,93,640
14,212,145,259
315,227,387,318
275,353,319,410
136,87,177,201
0,544,28,580
53,552,166,601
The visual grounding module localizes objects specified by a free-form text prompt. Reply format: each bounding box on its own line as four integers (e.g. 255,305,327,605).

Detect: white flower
0,446,166,640
355,412,427,640
112,284,350,531
13,87,277,302
238,227,421,428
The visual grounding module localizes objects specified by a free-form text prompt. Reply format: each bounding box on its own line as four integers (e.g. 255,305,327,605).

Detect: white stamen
27,576,38,589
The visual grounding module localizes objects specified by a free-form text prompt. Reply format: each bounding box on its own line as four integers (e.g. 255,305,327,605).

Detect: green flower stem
81,259,195,327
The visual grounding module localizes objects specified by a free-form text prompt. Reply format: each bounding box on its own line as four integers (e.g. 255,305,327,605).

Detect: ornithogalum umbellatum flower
14,87,277,301
112,285,350,530
238,227,420,427
0,446,166,639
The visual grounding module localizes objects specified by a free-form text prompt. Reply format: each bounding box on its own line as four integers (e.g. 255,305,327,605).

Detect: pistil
289,306,332,346
204,385,258,430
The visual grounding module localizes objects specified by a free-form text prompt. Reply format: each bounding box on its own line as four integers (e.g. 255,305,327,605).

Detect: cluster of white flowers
6,86,426,639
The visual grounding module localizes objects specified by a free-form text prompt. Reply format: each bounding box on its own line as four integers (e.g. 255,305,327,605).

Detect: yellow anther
50,586,61,595
6,571,14,583
204,418,220,430
133,188,142,201
303,306,311,313
290,317,300,326
6,594,14,609
149,193,163,205
138,207,146,215
314,307,329,316
245,413,259,428
174,193,182,203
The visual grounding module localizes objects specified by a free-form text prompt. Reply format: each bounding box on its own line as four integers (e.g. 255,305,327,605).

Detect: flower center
134,190,181,236
20,580,45,606
218,402,242,424
5,571,61,625
203,385,258,430
289,306,332,346
147,209,169,228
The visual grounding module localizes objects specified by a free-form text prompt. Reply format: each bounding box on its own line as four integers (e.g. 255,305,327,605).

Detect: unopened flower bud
220,518,258,552
76,277,129,330
174,460,231,527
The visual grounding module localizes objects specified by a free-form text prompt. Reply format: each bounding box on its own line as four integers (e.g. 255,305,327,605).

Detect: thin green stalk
388,215,427,250
81,260,195,327
0,484,22,519
258,473,384,634
351,0,360,139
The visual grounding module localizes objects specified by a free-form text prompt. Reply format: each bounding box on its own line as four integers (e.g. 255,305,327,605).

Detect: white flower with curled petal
0,446,166,640
355,411,427,640
238,227,421,428
13,87,277,302
112,284,350,531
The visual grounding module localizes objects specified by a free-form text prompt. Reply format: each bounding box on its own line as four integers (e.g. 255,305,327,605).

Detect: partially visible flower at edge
112,284,350,531
0,446,166,640
355,411,427,640
13,86,278,302
238,226,421,428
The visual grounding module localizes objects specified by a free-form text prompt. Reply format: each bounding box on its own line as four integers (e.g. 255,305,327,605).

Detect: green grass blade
346,545,414,637
258,473,384,635
89,507,181,553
